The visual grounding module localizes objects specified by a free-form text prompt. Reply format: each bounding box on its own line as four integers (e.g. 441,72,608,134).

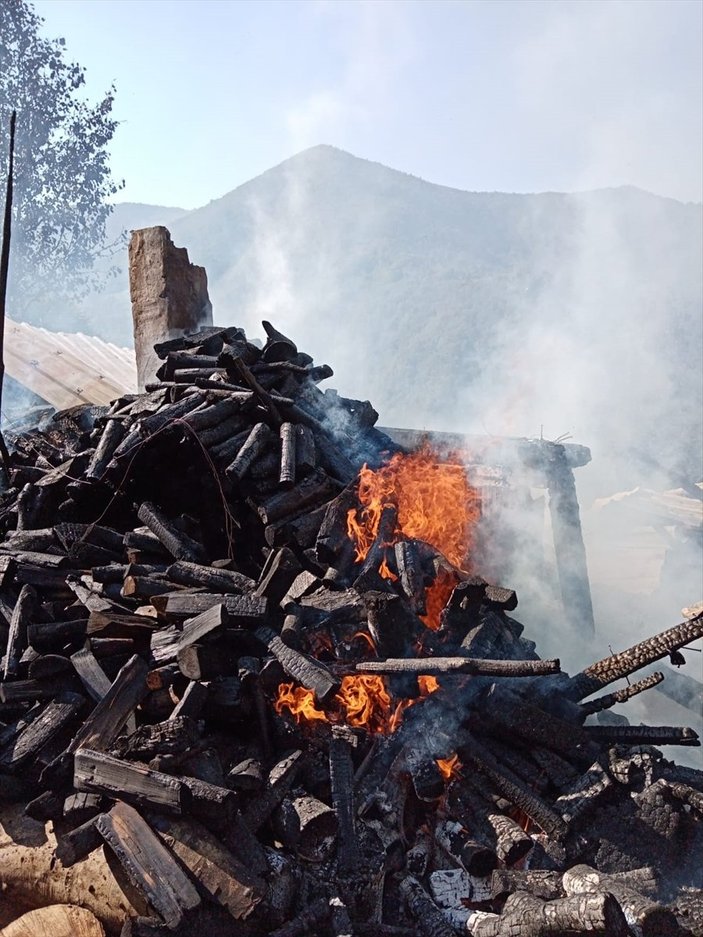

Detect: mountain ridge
48,145,702,492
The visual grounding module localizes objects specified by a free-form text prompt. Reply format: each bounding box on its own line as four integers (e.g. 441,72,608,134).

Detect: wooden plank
150,813,266,920
70,646,113,702
96,801,201,928
69,654,148,753
0,691,84,769
75,749,189,814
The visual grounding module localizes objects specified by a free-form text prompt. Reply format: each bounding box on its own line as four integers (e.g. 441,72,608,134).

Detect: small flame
420,567,457,631
418,674,440,696
335,675,393,734
274,683,328,723
436,753,462,781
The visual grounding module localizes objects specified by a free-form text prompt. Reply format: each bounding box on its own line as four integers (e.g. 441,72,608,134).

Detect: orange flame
418,674,440,696
335,675,393,734
347,446,480,569
420,567,457,631
436,753,461,781
274,683,328,723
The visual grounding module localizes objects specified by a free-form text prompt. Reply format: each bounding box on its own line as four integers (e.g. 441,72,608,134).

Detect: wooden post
543,442,595,636
0,110,17,478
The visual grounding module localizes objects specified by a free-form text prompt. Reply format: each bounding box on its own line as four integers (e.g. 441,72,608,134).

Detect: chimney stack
128,226,213,390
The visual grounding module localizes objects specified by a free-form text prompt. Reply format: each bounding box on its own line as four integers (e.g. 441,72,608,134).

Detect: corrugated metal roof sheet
4,317,137,410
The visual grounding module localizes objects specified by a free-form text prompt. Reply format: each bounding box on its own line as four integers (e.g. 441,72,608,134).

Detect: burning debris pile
0,320,701,937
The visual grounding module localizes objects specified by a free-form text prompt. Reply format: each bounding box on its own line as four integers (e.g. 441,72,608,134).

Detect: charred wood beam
257,469,339,525
86,419,127,480
585,723,699,745
497,889,630,936
242,750,302,833
329,726,359,874
55,815,103,867
258,627,340,703
273,790,337,861
75,748,190,814
478,687,597,764
267,898,330,937
490,870,562,902
553,760,613,824
69,653,149,753
148,813,266,921
543,442,595,636
399,876,456,937
435,819,497,877
568,612,703,700
225,422,273,481
459,734,568,840
579,671,664,715
355,657,560,677
3,584,36,679
394,540,426,615
137,501,205,563
97,802,201,929
166,560,255,593
563,864,680,937
152,592,267,623
279,422,296,488
0,691,84,770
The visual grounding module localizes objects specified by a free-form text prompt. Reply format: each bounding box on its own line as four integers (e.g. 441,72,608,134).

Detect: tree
0,0,122,320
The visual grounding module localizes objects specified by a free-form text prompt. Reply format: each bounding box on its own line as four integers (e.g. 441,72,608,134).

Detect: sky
32,0,703,210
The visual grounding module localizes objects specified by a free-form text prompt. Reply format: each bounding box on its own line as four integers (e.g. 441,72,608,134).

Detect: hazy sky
33,0,703,209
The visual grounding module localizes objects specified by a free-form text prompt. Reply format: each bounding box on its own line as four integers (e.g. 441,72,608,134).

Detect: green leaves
0,0,122,319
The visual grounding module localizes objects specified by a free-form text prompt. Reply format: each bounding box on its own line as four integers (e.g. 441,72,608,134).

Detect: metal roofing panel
4,318,138,411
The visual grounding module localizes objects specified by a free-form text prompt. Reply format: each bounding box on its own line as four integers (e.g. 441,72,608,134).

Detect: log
225,422,273,481
394,540,426,615
497,889,630,936
4,584,36,679
295,424,316,475
254,547,302,607
435,820,497,877
584,724,699,745
148,813,265,920
569,612,703,700
329,726,359,874
258,628,340,702
490,870,562,902
579,671,664,715
0,904,106,937
399,877,455,937
54,816,104,867
96,802,201,929
169,681,208,720
0,801,148,930
27,619,88,649
273,790,337,861
151,593,267,624
279,423,296,487
69,655,149,753
459,735,568,840
0,692,84,770
75,749,189,815
242,750,302,833
166,561,254,594
554,760,613,824
136,502,205,564
562,864,680,937
355,658,560,677
257,469,338,525
177,604,229,651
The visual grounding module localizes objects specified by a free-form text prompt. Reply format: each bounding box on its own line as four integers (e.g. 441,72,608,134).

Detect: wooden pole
0,110,17,477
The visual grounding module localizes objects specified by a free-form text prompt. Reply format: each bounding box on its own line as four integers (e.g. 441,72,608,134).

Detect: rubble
0,318,701,936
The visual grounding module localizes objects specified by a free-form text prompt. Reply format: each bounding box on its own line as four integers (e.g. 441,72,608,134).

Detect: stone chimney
128,226,213,390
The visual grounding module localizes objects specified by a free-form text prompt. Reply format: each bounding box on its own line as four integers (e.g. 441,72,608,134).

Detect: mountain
56,147,703,490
